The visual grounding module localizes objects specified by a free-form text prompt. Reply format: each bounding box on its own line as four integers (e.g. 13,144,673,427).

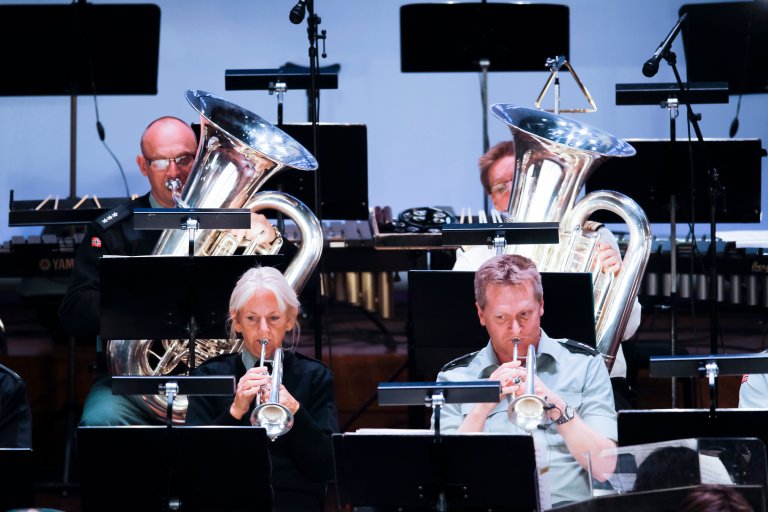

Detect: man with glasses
59,116,282,425
453,140,641,410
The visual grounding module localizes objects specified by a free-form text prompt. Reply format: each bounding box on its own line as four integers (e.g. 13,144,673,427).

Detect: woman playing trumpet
186,265,339,512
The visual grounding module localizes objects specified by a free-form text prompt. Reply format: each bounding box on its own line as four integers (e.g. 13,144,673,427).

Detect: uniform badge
742,374,749,384
91,237,102,248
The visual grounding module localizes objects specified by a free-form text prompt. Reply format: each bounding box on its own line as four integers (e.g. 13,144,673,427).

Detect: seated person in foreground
433,254,617,506
185,266,339,512
453,140,642,408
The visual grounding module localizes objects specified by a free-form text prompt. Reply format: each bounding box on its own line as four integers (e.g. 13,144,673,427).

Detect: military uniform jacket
433,330,617,505
58,194,159,339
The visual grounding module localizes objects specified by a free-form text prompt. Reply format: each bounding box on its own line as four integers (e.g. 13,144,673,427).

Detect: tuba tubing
561,190,651,371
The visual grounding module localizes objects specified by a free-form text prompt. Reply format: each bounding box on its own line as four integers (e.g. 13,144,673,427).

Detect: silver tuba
490,104,652,372
107,90,323,423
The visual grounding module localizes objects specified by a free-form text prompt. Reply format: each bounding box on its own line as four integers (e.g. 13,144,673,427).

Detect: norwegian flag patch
742,374,749,384
91,236,102,248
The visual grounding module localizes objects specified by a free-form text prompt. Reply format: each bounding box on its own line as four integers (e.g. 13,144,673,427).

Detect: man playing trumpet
433,254,617,506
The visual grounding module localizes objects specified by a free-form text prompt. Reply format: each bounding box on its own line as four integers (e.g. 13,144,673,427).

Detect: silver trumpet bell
490,104,652,372
508,342,548,432
251,345,293,440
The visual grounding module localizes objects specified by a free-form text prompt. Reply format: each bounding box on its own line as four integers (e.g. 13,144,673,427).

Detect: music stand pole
662,51,723,410
480,58,490,215
662,97,679,407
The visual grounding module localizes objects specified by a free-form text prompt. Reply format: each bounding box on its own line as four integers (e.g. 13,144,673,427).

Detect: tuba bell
490,104,652,372
107,90,324,423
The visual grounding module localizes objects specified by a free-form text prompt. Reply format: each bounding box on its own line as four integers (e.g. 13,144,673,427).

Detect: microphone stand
661,48,724,392
304,0,326,361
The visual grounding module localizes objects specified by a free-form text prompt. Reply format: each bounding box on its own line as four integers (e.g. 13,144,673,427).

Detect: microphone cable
91,93,131,198
76,0,131,198
729,2,755,138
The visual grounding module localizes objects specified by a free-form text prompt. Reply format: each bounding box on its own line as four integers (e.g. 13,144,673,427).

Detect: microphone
642,12,688,78
289,0,306,24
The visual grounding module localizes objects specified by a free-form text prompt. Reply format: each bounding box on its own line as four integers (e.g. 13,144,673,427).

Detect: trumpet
508,340,549,432
250,339,294,440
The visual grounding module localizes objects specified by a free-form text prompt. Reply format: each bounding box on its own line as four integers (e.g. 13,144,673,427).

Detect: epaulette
93,201,136,231
560,339,601,357
439,351,479,373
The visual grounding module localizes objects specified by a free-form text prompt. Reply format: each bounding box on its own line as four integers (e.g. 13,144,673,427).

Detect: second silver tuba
107,90,324,423
490,104,652,372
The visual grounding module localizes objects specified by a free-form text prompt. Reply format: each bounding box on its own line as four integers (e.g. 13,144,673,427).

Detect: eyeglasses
489,179,513,198
145,153,195,172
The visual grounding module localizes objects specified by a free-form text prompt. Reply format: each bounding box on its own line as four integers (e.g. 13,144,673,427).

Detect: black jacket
185,350,338,512
0,363,32,448
58,193,159,339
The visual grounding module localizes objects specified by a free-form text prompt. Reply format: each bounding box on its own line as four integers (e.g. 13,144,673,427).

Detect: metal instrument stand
133,207,251,371
534,55,597,114
662,95,680,407
111,375,235,510
374,381,509,512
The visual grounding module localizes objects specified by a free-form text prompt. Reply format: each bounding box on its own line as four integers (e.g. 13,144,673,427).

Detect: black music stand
100,254,284,370
112,376,235,429
649,353,768,413
636,14,732,364
400,2,569,213
680,2,768,95
134,207,252,256
0,3,160,198
0,448,33,511
585,139,763,225
264,123,369,220
224,64,340,126
77,426,271,512
378,381,500,437
333,432,538,512
441,222,559,255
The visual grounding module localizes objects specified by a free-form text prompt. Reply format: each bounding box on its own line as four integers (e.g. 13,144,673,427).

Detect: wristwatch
555,404,574,425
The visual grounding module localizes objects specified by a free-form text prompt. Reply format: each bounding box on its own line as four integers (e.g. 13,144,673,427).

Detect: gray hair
227,266,301,348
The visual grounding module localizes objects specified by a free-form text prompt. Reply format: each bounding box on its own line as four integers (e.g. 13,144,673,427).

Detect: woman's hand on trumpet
229,366,272,420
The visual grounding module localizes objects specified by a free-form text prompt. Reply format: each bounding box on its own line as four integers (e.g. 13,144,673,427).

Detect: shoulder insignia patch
440,351,479,373
742,374,749,384
94,202,133,230
561,339,601,357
